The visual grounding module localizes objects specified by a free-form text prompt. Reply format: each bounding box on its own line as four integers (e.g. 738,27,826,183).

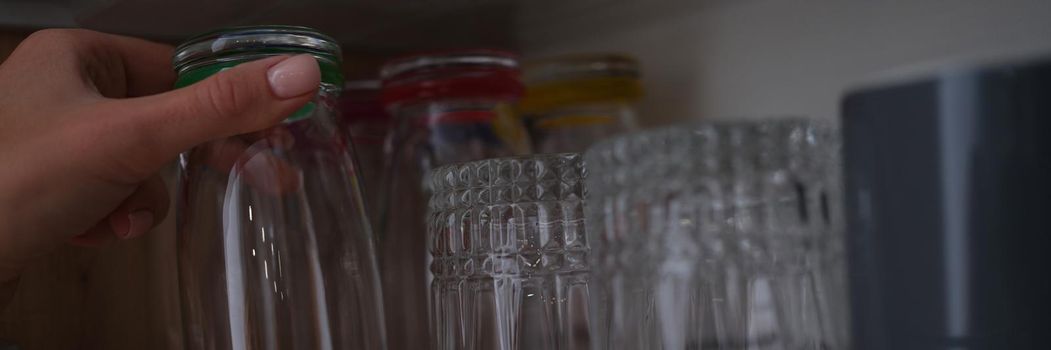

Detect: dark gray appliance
842,57,1051,349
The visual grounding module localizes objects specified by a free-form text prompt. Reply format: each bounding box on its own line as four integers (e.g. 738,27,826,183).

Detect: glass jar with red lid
376,49,531,350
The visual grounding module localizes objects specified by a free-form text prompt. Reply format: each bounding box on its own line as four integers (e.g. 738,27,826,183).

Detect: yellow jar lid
519,53,643,114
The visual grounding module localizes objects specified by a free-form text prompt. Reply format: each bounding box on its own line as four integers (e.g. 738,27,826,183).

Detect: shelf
0,0,724,52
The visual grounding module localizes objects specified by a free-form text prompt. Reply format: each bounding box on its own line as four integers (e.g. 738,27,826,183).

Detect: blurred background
4,0,1051,124
1,0,1050,349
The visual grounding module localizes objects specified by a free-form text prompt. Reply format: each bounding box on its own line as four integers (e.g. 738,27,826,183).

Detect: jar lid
172,26,344,122
379,49,518,81
379,49,524,108
172,25,342,90
518,54,643,114
173,25,342,78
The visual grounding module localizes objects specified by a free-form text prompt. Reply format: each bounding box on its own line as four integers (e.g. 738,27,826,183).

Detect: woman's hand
0,29,322,282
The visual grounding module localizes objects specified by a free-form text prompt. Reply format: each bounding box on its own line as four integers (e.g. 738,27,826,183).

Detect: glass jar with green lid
519,53,643,153
174,26,386,350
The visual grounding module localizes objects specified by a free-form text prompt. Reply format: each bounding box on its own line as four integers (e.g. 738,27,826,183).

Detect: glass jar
427,153,592,350
175,26,386,349
584,119,847,350
519,53,642,153
339,79,390,228
377,49,531,350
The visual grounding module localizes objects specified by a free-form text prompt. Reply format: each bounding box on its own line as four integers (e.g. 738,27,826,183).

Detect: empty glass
175,26,386,349
428,153,591,350
584,119,848,350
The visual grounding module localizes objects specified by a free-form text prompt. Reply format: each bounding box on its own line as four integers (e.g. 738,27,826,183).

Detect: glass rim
523,53,640,85
583,118,839,189
379,49,519,81
172,25,342,75
586,117,835,152
427,153,583,194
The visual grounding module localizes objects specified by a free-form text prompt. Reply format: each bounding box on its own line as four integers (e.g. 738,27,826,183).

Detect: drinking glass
584,119,847,350
175,26,386,349
427,153,591,350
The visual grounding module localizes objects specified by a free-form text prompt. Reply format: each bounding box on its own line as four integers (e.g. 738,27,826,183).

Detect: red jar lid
379,49,524,109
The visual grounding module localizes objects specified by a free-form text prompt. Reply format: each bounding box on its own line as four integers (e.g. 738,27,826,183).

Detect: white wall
520,0,1051,126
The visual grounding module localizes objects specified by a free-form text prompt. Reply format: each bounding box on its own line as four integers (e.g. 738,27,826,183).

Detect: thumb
91,54,321,178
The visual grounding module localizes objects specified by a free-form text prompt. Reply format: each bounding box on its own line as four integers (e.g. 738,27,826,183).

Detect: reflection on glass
338,79,390,230
584,119,848,349
178,93,386,349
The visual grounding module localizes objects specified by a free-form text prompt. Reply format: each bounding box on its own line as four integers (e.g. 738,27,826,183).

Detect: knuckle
19,29,103,60
24,28,88,47
197,71,249,119
25,28,70,42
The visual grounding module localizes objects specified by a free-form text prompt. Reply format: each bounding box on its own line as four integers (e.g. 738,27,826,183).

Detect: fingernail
267,54,321,99
111,210,154,240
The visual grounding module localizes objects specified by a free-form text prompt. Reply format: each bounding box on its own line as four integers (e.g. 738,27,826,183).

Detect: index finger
14,29,175,98
76,30,176,98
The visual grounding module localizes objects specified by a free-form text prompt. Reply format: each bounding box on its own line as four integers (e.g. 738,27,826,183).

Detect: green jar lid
172,26,344,122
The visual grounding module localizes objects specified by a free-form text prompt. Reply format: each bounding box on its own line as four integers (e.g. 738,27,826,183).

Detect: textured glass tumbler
585,120,847,350
428,154,591,350
175,26,386,349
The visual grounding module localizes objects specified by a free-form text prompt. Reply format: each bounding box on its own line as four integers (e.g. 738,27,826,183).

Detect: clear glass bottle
519,53,642,153
377,49,531,350
427,153,592,350
175,26,386,350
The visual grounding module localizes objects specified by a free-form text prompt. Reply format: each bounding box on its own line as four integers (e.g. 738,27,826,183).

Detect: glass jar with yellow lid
519,53,643,153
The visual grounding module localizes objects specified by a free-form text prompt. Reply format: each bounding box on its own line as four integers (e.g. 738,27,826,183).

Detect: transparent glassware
377,49,532,350
584,119,848,350
339,79,390,228
175,26,386,350
519,54,642,153
427,153,591,350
